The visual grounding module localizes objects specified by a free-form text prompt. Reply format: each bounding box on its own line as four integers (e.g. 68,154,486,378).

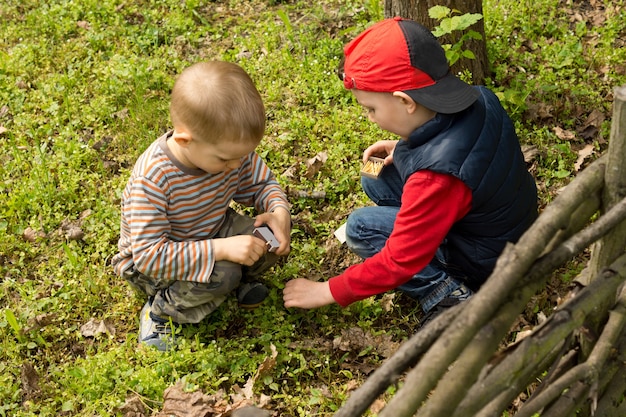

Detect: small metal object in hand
253,226,280,252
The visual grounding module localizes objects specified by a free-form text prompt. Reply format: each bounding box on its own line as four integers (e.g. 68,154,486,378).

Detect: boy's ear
392,91,418,113
171,129,193,147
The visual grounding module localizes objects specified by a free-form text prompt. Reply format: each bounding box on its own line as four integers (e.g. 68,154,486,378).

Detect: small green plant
493,83,531,119
429,6,483,66
4,309,25,344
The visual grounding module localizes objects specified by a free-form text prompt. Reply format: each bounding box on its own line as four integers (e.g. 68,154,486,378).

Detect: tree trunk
384,0,489,85
586,85,626,278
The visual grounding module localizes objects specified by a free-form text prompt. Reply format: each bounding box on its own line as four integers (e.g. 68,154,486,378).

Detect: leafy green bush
429,5,483,66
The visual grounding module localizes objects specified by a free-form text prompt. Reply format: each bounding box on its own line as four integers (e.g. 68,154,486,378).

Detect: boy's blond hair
170,61,265,144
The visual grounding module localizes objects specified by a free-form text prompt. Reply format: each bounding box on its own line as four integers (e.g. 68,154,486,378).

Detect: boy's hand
283,278,335,309
255,207,291,256
212,235,268,266
363,140,399,166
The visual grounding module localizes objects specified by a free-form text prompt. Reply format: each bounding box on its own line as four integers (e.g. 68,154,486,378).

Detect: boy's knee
345,210,367,237
345,213,365,250
361,176,379,197
122,266,160,297
207,268,242,296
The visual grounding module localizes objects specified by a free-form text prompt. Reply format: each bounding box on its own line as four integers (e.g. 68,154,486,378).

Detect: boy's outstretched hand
283,278,335,309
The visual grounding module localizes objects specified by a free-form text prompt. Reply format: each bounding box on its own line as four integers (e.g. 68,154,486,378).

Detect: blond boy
113,61,291,350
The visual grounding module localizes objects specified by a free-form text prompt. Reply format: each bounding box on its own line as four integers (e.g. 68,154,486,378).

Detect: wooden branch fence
333,85,626,417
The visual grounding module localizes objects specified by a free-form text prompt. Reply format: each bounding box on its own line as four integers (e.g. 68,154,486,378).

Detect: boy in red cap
283,18,537,323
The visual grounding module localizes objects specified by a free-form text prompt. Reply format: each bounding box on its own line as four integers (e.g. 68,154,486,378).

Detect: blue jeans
345,165,460,312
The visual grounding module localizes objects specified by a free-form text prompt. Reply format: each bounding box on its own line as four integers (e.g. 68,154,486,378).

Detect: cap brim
404,74,480,114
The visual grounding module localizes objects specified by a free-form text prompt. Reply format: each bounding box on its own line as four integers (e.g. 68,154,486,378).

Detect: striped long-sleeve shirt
112,131,290,283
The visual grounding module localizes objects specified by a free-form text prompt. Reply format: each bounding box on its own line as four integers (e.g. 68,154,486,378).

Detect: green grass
1,0,625,415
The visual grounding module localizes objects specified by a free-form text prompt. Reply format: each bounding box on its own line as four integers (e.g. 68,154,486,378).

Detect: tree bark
380,195,626,417
594,329,626,416
384,0,489,84
515,281,626,417
586,85,626,278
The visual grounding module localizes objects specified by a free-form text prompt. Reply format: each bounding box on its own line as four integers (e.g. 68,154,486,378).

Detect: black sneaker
237,282,269,309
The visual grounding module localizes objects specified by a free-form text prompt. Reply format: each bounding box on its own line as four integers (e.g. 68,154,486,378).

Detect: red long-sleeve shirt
329,170,472,306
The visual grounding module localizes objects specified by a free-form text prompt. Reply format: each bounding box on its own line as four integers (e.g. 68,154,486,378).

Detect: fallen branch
378,194,626,417
515,262,626,417
332,306,460,417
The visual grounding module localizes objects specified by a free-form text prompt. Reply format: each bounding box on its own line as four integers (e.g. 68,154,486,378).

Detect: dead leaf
345,380,359,391
527,102,553,120
242,344,278,399
577,125,598,142
21,362,41,402
333,327,369,352
514,329,533,343
332,327,399,358
22,227,46,242
60,218,85,241
553,126,576,141
370,399,387,414
113,108,129,119
583,109,605,129
577,109,605,141
380,293,396,312
92,137,113,151
77,21,91,30
24,313,58,333
155,384,219,417
304,151,328,179
281,165,297,179
118,395,148,417
236,50,253,60
574,144,595,171
229,386,255,411
256,344,278,376
230,405,271,417
256,394,271,409
537,311,548,324
0,126,6,135
65,225,84,241
289,190,326,199
521,144,539,165
80,318,116,338
589,10,606,26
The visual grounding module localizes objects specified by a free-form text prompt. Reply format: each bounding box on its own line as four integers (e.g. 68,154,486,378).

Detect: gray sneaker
138,301,175,351
444,283,473,304
421,284,473,326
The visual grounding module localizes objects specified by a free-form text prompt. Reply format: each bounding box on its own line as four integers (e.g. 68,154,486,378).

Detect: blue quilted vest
393,86,537,290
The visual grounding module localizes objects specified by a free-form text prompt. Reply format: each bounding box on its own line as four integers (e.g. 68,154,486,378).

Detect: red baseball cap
340,17,479,114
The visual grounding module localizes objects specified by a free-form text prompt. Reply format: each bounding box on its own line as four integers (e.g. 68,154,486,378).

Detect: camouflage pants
122,208,278,324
